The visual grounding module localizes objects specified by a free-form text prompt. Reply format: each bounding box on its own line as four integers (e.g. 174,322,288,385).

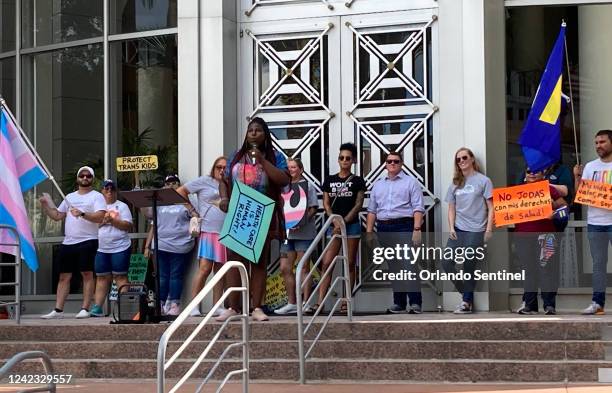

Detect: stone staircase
1,316,612,383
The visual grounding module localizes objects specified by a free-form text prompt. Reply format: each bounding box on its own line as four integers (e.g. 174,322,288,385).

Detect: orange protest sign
492,181,553,227
575,179,612,210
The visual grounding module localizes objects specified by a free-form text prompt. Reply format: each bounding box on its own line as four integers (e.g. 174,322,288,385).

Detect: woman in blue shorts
274,158,318,315
316,143,366,312
90,180,133,317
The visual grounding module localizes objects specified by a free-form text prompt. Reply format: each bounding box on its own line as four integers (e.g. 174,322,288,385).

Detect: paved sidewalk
2,381,612,393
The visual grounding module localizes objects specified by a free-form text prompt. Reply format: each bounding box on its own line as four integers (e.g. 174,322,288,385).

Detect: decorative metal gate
240,3,439,290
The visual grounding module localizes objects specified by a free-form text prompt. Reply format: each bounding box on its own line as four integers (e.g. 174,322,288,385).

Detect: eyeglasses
338,155,353,162
79,174,93,179
455,155,470,163
215,165,226,170
386,159,401,165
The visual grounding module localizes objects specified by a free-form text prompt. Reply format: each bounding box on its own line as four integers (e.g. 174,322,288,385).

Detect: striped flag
0,105,49,271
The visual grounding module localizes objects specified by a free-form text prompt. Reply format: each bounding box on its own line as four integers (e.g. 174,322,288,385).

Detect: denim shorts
95,248,131,276
280,239,312,254
326,221,361,239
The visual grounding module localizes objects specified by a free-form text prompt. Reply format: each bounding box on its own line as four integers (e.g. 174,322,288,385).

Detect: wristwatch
79,212,85,217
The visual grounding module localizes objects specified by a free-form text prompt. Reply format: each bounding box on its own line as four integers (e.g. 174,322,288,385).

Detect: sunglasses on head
455,155,470,163
79,174,93,179
386,159,401,165
338,155,353,162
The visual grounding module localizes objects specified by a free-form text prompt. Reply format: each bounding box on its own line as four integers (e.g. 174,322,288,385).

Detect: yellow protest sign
492,181,553,227
575,179,612,210
116,155,158,172
265,272,287,311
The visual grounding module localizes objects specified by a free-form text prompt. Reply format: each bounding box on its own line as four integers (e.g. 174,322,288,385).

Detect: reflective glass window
21,0,103,48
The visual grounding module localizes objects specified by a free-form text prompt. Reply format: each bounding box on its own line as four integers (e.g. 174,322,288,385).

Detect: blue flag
519,24,566,173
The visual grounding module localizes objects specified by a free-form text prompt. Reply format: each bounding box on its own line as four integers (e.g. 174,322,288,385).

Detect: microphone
249,143,258,165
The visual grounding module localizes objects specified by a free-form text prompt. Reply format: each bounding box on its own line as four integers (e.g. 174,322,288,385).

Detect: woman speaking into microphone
217,117,290,322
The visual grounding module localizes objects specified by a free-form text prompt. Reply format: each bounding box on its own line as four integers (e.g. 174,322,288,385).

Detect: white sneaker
190,308,202,317
163,301,172,315
453,301,473,314
75,309,90,319
41,310,64,319
274,303,298,315
212,306,227,318
167,303,180,316
581,302,604,315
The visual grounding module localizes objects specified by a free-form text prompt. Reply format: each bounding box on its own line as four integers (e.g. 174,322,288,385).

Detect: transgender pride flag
0,104,49,271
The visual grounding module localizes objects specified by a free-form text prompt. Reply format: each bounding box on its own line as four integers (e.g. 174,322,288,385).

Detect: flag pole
562,21,580,166
0,97,67,201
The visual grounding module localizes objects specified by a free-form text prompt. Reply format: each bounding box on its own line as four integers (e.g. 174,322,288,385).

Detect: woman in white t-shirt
90,180,133,317
177,157,228,317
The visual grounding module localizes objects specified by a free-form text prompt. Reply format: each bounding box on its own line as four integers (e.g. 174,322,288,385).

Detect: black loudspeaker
113,284,148,324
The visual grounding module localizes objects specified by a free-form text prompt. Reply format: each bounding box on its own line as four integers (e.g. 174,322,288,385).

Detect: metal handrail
295,214,352,384
0,224,21,324
0,351,56,392
157,261,249,393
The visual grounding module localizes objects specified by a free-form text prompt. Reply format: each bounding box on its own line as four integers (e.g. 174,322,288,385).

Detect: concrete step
0,339,607,361
8,358,612,382
0,319,607,342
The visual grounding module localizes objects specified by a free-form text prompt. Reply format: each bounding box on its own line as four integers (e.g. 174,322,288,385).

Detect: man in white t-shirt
574,130,612,315
90,179,133,317
39,166,106,319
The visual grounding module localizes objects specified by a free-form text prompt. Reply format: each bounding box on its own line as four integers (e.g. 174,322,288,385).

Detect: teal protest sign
219,181,275,263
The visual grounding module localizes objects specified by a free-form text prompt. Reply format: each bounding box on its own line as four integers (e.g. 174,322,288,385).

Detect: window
110,0,177,34
21,0,103,48
110,34,178,190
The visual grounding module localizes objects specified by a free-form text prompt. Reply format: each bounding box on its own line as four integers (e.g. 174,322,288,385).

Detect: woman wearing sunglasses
316,142,366,313
442,147,494,314
176,157,228,317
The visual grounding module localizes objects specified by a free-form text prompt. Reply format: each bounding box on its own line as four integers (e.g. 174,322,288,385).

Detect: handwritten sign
265,272,288,311
492,181,553,227
128,253,148,283
575,179,612,210
219,181,275,263
116,155,158,172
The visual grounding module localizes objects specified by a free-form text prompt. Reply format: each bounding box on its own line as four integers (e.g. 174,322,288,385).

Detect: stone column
578,5,612,163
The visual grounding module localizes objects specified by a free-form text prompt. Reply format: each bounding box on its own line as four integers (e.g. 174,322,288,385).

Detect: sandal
305,304,323,315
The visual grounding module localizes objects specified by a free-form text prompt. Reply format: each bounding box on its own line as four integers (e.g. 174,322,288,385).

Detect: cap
164,174,180,184
102,179,116,190
77,166,95,178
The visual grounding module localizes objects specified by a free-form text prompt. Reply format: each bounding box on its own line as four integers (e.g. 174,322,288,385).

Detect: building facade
0,0,610,312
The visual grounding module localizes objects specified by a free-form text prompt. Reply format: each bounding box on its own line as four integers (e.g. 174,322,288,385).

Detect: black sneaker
387,304,406,314
518,306,538,315
544,306,556,315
